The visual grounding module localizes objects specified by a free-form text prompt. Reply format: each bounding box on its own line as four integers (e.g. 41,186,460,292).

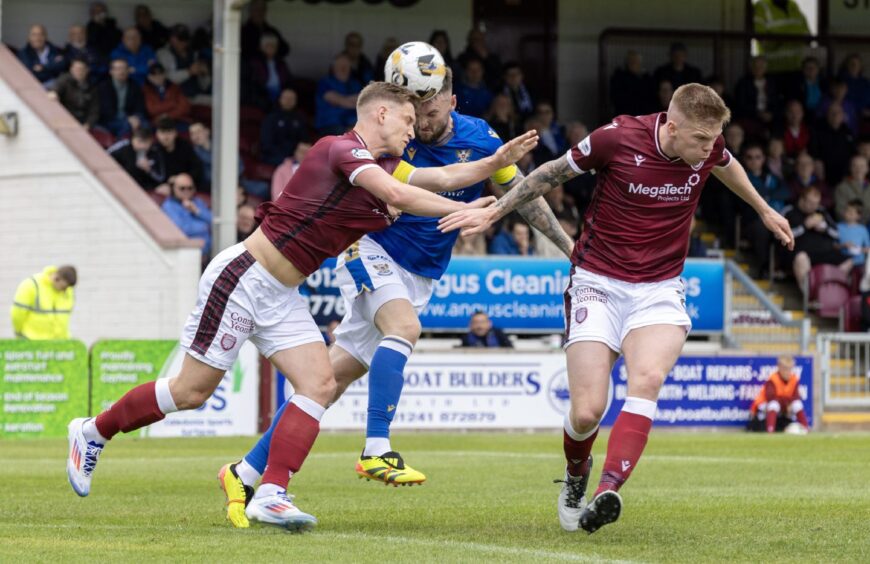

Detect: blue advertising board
300,257,725,333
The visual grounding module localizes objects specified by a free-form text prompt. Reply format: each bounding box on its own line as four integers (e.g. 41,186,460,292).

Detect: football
384,41,447,101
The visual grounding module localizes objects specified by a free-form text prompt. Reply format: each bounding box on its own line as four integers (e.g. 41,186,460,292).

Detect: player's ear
450,94,457,110
377,104,388,124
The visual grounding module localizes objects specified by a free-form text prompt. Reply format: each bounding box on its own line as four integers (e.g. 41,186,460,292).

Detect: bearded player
439,83,794,533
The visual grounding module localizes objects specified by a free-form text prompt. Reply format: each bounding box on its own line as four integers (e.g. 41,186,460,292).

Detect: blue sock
244,395,290,474
365,336,413,452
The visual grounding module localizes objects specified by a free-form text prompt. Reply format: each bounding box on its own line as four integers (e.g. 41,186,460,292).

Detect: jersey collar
653,112,680,163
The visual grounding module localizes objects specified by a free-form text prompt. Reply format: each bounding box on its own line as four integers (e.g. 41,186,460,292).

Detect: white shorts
180,243,324,370
563,266,691,354
333,235,434,367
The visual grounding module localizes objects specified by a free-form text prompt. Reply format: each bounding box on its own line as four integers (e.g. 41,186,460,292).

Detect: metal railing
817,332,870,408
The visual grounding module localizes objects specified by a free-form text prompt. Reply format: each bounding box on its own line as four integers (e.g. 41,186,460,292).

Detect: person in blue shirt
216,68,573,528
837,200,870,267
160,173,212,257
110,27,156,85
455,58,494,118
314,53,362,136
18,24,68,89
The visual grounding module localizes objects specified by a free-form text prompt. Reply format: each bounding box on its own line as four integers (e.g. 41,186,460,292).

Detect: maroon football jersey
567,113,732,283
256,131,399,276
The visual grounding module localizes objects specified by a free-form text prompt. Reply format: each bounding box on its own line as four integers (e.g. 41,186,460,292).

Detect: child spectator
836,200,870,268
154,116,203,189
108,126,167,193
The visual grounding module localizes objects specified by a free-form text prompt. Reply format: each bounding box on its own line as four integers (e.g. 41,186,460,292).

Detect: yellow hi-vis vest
10,266,75,339
753,0,811,73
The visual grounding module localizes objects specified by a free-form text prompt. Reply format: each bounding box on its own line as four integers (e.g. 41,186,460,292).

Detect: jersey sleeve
713,136,732,167
566,122,621,174
328,137,381,186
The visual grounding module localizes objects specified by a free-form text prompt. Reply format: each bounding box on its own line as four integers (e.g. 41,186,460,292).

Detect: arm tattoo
508,171,575,258
492,156,579,219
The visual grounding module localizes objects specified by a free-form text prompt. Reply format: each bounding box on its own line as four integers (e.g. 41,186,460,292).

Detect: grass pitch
4,431,870,562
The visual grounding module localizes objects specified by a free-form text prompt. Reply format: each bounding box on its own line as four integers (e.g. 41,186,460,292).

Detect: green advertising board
0,340,89,438
90,340,178,418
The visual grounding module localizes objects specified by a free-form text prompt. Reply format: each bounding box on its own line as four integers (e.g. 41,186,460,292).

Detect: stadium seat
244,160,276,182
190,104,212,126
842,295,863,332
808,264,849,302
810,264,851,318
239,105,265,127
89,127,115,149
148,191,167,207
850,266,864,295
238,134,258,157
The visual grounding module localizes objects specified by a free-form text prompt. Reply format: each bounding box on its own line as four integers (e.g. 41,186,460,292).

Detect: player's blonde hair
669,83,731,127
357,82,421,112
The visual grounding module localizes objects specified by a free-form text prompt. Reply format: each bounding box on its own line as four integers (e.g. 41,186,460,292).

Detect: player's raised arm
354,165,495,217
712,158,795,250
439,153,579,235
508,170,575,258
405,130,539,192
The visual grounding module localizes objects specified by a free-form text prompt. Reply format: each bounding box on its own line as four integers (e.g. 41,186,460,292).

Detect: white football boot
66,417,104,497
245,490,318,532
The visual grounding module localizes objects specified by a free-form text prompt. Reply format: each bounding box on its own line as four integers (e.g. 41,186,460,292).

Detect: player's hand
439,206,497,236
493,130,538,169
762,209,794,251
466,196,496,210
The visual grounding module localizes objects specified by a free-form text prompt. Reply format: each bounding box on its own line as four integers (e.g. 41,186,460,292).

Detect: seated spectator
161,173,212,256
489,219,535,256
457,29,502,90
834,155,870,221
260,88,306,165
817,79,860,135
142,62,191,123
456,58,493,118
653,42,702,90
110,27,156,85
687,216,708,258
780,99,810,158
487,93,520,142
52,58,99,128
460,311,512,348
858,138,870,162
244,32,293,111
453,231,487,255
154,116,203,189
97,58,146,137
501,62,534,121
734,55,779,126
748,355,809,433
108,126,166,193
837,200,870,267
811,102,856,186
534,101,566,156
188,122,214,188
241,0,289,60
838,53,870,119
237,203,257,241
562,121,595,217
655,79,674,111
64,24,104,80
789,150,831,207
271,141,311,201
742,142,791,275
783,185,852,294
790,56,826,115
315,54,361,136
373,36,399,82
134,4,169,51
86,2,122,61
342,31,373,85
706,75,734,110
18,24,67,89
610,50,654,116
767,137,787,180
724,122,745,155
157,24,211,102
428,30,456,77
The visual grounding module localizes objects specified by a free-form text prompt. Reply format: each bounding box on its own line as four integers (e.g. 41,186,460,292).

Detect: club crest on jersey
575,307,588,324
488,128,500,139
373,263,392,276
351,148,374,160
456,149,472,162
220,333,237,351
406,146,417,160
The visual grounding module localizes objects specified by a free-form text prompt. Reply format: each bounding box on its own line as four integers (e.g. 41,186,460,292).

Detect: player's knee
385,318,421,344
570,405,604,432
630,368,667,397
173,386,211,410
299,372,336,405
789,399,803,413
767,399,781,413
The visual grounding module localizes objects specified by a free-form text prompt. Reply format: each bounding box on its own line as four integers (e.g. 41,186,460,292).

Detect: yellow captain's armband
490,164,518,186
392,160,416,184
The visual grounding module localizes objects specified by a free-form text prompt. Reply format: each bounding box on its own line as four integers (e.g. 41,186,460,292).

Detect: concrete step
740,342,814,354
821,412,870,425
733,294,785,309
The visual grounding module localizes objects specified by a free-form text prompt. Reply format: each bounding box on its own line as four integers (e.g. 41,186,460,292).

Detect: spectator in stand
767,137,787,181
428,30,456,76
461,311,512,348
342,31,374,85
488,218,535,256
455,58,493,119
97,58,146,137
111,27,156,85
748,355,809,433
687,216,708,258
65,25,103,80
562,121,595,217
314,53,361,136
734,55,779,127
161,173,212,257
18,24,67,89
706,75,734,110
154,116,203,189
457,28,502,90
724,122,746,155
534,101,566,156
835,155,870,221
453,231,487,255
838,53,870,119
533,183,579,258
789,150,832,207
501,61,534,121
752,0,810,77
260,88,306,166
241,0,289,60
157,24,211,103
86,2,122,61
51,58,99,128
610,50,654,117
790,56,826,115
857,138,870,163
134,4,169,51
244,33,293,111
142,62,191,124
655,79,674,111
836,200,870,267
271,141,311,201
818,79,860,136
237,204,257,242
811,102,856,187
699,122,746,247
780,99,811,158
742,142,791,275
373,36,399,82
783,185,852,294
653,42,702,90
10,265,77,340
108,126,166,193
188,122,214,187
487,93,520,142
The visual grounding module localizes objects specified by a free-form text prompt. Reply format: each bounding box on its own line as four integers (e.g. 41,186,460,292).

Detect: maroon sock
94,381,165,440
595,411,652,496
260,403,320,489
796,410,809,429
766,409,778,433
564,428,597,477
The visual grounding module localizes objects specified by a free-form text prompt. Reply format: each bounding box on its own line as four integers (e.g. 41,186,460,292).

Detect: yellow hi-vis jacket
753,0,811,73
10,266,75,339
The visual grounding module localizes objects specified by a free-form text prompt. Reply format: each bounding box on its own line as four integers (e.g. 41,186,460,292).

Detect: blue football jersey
369,112,509,279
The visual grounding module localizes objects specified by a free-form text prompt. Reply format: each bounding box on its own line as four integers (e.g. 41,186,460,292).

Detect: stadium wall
0,46,201,345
